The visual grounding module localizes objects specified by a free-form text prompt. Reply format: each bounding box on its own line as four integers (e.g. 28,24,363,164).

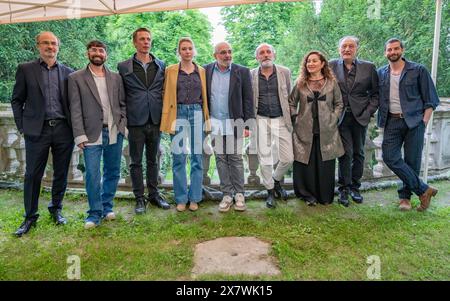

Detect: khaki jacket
160,63,210,134
288,78,345,164
250,64,292,132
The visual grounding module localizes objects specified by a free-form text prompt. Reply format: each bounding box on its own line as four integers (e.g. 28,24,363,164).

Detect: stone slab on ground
191,236,281,277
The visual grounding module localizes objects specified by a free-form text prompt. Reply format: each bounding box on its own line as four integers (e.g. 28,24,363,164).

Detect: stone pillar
67,147,83,181
245,143,260,185
122,143,132,184
372,126,394,178
202,139,212,186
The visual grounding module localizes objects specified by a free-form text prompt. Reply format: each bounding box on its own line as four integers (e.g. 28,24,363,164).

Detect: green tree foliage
0,10,213,102
221,0,448,96
280,0,449,96
0,17,109,99
221,2,302,68
105,10,212,69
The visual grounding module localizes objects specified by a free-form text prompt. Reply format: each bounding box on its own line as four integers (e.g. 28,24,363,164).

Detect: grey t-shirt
389,74,402,114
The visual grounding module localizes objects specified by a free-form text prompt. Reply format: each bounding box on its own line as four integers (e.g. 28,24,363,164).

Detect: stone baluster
67,147,83,182
122,143,132,184
202,138,212,185
372,126,394,178
362,120,376,180
245,137,260,185
157,144,165,184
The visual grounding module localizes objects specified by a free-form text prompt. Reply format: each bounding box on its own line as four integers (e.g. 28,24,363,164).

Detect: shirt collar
133,53,154,66
258,64,277,76
39,58,59,69
178,62,199,74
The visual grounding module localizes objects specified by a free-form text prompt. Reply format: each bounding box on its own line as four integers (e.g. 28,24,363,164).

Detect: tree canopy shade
0,0,304,24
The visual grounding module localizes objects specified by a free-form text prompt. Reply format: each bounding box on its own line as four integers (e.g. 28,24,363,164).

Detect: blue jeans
170,104,204,204
382,117,428,199
83,129,124,224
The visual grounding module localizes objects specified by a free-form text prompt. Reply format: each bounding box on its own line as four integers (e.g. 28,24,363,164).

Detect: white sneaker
104,212,116,221
234,193,246,211
84,221,97,229
219,195,233,212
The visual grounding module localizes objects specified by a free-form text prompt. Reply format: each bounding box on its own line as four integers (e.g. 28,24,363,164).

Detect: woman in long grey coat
289,51,345,205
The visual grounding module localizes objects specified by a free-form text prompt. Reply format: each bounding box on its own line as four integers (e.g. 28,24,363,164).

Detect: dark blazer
68,66,127,144
377,58,440,129
329,58,379,127
204,62,255,126
117,56,165,126
11,59,74,137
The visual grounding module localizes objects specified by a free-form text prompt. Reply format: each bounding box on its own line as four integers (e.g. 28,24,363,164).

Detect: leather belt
389,112,404,119
45,119,64,127
345,107,352,113
102,124,108,128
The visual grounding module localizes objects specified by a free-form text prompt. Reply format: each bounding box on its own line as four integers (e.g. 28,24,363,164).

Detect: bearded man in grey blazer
69,40,127,229
329,36,379,207
250,43,294,209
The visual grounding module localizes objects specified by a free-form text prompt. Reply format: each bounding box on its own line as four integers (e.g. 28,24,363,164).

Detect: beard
260,59,274,68
89,56,105,66
387,54,401,62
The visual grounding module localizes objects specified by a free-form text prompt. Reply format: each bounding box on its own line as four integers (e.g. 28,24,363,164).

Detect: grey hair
35,31,60,46
214,41,231,54
176,37,197,60
254,43,276,57
338,36,360,48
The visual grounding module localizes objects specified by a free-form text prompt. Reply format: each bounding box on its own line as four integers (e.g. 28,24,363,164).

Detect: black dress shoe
148,194,170,210
14,218,37,237
135,197,147,214
305,198,318,206
273,179,288,200
350,189,363,204
338,189,350,207
266,189,276,209
50,210,67,225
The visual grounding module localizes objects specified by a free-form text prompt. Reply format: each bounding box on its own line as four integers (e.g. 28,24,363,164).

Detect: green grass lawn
0,180,449,280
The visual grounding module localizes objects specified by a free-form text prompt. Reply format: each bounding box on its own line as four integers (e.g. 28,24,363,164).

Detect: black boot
14,218,37,237
338,188,350,207
266,189,276,208
273,179,288,200
50,210,67,225
350,188,363,204
135,197,147,214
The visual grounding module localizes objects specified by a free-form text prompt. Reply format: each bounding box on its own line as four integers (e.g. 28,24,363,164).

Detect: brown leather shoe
418,186,438,212
398,199,412,211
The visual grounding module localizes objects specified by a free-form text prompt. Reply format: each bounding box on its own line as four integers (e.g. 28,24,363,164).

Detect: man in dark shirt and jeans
118,28,170,214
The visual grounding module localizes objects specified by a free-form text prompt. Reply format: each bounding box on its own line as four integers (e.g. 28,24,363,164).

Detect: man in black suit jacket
117,28,170,214
11,31,74,237
329,36,379,207
204,42,255,213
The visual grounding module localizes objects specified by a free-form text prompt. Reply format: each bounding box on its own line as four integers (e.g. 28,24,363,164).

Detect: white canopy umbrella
0,0,302,24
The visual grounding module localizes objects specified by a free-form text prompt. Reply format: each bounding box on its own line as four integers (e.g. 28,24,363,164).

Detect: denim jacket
377,58,439,129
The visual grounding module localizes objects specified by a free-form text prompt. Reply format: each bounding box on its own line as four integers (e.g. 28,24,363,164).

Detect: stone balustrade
1,99,450,192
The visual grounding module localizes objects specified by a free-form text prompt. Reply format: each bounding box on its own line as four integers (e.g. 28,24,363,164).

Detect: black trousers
293,135,336,204
128,122,161,199
23,120,74,219
337,112,367,191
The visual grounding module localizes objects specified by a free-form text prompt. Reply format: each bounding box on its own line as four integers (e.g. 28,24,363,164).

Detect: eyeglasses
38,41,59,47
218,49,232,55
